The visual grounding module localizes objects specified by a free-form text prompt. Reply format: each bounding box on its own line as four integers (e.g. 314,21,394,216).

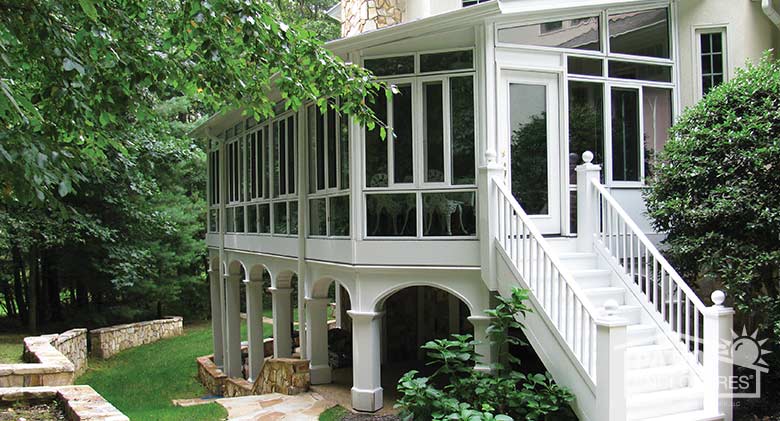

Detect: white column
209,269,224,368
704,290,734,421
596,302,628,421
575,151,602,251
478,152,504,290
224,274,242,378
245,280,264,381
306,297,332,384
220,271,228,370
468,315,497,373
334,284,343,329
270,287,293,358
348,310,384,412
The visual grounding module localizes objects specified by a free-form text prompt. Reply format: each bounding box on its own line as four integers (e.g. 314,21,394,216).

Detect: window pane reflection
329,195,350,236
309,198,327,236
609,8,669,59
274,202,288,234
510,83,549,215
259,204,270,233
393,84,414,184
498,17,600,51
424,82,445,182
366,193,417,237
611,88,641,182
643,87,672,178
366,94,388,187
423,192,476,236
289,201,298,235
568,81,604,184
451,76,475,185
247,205,258,233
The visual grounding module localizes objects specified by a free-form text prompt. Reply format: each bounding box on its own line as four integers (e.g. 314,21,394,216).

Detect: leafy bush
644,53,780,419
395,288,574,421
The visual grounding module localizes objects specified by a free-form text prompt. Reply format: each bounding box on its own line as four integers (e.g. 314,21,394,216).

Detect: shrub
644,52,780,419
394,288,574,421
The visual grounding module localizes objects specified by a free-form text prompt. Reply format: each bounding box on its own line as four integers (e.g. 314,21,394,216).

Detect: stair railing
491,177,602,380
576,151,734,419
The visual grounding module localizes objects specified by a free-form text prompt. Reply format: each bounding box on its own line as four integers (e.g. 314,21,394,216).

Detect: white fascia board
325,1,501,55
498,0,670,16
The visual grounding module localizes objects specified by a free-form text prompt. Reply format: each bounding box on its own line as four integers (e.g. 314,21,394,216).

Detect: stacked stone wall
90,316,183,359
0,385,128,420
252,358,310,395
341,0,405,37
0,329,87,387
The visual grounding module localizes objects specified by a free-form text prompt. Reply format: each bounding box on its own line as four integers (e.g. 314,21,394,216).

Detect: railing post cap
711,290,726,307
582,150,594,164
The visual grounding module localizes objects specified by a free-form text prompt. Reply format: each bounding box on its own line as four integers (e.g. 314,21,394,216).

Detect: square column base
351,386,383,412
310,364,332,385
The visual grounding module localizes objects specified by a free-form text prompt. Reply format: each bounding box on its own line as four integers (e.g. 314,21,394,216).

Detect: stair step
628,387,704,420
584,286,626,306
637,410,724,421
627,364,690,393
571,269,612,288
558,252,599,269
627,324,658,346
616,305,643,325
626,344,677,369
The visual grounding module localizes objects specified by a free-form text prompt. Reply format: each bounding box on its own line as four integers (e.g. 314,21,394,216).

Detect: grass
76,320,273,421
319,405,350,421
0,333,25,363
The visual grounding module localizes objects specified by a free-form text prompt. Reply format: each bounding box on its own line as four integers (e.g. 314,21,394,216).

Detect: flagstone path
217,392,334,420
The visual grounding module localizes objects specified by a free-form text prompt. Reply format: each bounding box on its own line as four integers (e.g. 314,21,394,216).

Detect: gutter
763,0,780,29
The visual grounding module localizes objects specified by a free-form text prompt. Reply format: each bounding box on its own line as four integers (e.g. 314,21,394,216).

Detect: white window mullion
387,94,395,187
443,76,453,186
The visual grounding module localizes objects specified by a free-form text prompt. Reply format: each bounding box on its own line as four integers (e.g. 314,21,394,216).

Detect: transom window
362,50,477,239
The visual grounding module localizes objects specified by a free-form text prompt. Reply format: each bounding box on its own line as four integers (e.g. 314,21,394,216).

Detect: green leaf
78,0,98,21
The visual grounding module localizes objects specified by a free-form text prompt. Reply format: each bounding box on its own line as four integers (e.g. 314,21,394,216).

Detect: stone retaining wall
0,329,87,387
0,385,128,420
197,336,311,397
253,358,310,395
90,316,183,359
51,328,88,377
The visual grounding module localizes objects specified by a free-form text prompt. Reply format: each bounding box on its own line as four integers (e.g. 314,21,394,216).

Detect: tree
0,0,383,204
644,53,780,419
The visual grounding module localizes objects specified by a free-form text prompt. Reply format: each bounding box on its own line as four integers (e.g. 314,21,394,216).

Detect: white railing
586,173,707,372
492,178,601,380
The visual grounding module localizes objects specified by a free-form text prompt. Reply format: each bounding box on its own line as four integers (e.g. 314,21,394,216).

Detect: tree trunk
27,245,38,333
11,241,27,324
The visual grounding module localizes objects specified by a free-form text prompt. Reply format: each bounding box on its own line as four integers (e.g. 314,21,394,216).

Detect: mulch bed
0,401,67,421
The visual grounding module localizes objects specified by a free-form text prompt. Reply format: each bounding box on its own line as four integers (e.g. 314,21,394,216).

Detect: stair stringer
495,245,599,421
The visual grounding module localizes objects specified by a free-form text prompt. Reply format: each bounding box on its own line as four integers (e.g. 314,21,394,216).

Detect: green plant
395,288,574,421
644,52,780,419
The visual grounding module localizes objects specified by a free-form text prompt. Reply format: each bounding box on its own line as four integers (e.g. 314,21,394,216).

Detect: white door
499,70,562,234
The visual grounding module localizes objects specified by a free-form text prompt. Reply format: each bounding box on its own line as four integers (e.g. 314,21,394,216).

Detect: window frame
306,98,352,239
694,26,728,100
359,49,478,240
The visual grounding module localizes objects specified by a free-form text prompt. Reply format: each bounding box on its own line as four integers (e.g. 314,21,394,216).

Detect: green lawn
0,333,25,363
76,320,272,421
319,405,349,421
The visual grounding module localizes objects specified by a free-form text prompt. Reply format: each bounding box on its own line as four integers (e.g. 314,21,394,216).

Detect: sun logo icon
719,326,772,373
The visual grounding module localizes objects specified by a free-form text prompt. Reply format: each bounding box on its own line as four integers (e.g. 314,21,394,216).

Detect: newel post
478,150,505,291
704,290,734,421
596,300,628,421
575,151,602,252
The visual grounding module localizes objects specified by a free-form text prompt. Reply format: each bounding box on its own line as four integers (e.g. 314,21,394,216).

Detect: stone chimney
341,0,406,37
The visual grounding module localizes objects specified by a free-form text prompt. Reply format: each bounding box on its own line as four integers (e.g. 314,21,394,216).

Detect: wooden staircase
482,152,733,421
